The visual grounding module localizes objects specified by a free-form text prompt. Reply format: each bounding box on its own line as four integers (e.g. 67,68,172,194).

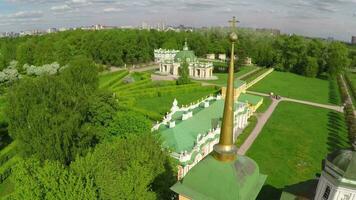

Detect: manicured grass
347,72,356,87
200,66,258,86
0,178,13,198
345,72,356,105
135,88,218,115
235,116,257,148
247,102,350,199
250,71,339,105
256,96,272,113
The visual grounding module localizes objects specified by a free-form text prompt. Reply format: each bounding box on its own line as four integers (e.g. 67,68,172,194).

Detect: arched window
322,186,331,200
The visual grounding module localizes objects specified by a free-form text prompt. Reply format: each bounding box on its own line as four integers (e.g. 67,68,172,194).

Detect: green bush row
242,68,269,83
0,156,20,184
0,141,17,166
128,106,162,122
100,70,129,89
113,78,152,92
118,83,203,97
123,85,216,99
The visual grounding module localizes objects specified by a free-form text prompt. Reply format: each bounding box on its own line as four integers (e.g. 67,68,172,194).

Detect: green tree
326,42,350,77
108,111,151,137
10,158,97,200
71,133,175,200
303,56,319,77
6,57,105,165
16,40,35,67
177,61,191,85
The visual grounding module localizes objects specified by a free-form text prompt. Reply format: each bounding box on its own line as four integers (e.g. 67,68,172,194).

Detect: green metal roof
238,93,263,106
159,99,244,153
175,50,197,62
171,155,267,200
159,100,224,153
327,149,356,181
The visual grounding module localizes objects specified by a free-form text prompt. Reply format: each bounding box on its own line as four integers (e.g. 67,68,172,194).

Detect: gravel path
238,98,281,155
247,91,343,113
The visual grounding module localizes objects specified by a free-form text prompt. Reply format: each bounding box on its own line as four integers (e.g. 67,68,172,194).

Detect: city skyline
0,0,356,41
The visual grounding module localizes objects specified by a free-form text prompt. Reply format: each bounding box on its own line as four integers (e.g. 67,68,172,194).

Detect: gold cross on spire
228,16,239,29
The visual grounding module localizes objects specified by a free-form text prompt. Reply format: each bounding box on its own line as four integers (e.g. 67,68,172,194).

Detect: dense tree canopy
6,57,115,165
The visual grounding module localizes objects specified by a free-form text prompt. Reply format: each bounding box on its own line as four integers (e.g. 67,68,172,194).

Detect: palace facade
154,41,216,80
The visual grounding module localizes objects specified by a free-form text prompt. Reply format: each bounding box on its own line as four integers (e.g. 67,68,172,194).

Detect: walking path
238,90,345,155
247,91,343,113
238,68,260,80
238,98,281,155
339,75,356,115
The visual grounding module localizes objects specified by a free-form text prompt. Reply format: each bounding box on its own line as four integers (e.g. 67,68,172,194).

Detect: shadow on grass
328,79,340,105
256,179,318,200
327,111,349,153
0,122,11,150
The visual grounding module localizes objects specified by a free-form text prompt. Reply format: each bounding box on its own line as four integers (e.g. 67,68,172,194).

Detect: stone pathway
339,75,356,116
237,90,345,155
247,91,344,113
237,98,281,155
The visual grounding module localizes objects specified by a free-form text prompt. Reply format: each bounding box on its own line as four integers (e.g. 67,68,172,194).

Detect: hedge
0,156,20,183
99,70,129,89
113,79,152,93
0,141,17,166
119,83,211,98
241,68,269,83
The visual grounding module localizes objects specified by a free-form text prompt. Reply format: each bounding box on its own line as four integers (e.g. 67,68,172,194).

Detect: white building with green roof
154,41,216,80
152,93,263,180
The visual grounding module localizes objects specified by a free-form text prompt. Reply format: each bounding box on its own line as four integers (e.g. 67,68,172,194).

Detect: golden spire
213,16,239,162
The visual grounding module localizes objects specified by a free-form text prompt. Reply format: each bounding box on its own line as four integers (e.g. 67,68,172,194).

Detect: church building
154,41,216,80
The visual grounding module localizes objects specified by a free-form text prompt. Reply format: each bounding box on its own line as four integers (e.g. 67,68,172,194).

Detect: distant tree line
0,28,353,79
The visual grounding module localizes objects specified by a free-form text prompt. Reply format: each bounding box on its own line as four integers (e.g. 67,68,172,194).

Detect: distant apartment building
256,28,281,36
47,28,58,34
352,36,356,44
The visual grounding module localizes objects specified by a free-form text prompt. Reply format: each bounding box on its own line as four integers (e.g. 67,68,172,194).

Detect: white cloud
103,7,122,12
9,11,43,18
51,4,71,11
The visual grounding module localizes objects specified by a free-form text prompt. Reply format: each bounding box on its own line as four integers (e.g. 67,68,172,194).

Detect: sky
0,0,355,41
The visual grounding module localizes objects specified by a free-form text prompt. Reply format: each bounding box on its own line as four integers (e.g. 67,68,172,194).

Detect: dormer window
322,186,331,200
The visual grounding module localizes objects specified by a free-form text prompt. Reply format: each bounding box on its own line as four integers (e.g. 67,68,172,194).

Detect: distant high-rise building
47,28,58,34
256,28,281,35
352,36,356,44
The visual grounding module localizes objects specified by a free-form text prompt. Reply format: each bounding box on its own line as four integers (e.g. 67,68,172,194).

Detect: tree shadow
152,158,177,200
0,122,11,150
327,111,349,153
328,79,340,105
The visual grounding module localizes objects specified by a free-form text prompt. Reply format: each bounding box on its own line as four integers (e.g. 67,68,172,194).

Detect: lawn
246,102,350,199
200,66,258,86
135,88,218,115
348,72,356,87
256,96,272,113
250,71,339,105
235,116,257,148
